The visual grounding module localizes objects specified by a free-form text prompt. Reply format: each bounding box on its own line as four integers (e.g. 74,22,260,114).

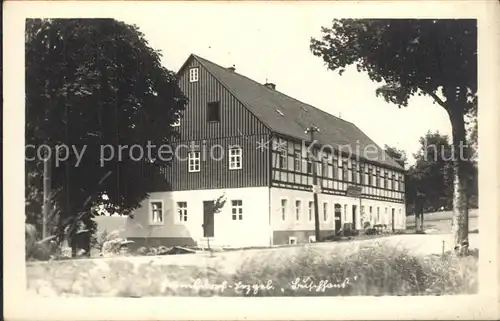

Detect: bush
363,228,378,236
363,221,371,229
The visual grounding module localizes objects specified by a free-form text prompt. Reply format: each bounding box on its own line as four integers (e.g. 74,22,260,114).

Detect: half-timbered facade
126,54,407,248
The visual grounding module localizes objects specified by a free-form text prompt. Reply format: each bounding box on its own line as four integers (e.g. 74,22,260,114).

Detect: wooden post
306,126,321,242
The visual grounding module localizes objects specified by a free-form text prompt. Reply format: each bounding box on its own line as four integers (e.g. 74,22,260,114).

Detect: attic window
276,109,284,116
207,101,221,122
189,67,199,82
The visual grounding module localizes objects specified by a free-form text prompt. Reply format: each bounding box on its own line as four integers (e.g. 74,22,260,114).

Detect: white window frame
176,201,188,223
189,67,199,82
188,151,201,172
323,201,329,222
231,200,243,220
295,199,302,222
229,147,243,170
288,236,298,245
149,200,164,225
280,198,288,221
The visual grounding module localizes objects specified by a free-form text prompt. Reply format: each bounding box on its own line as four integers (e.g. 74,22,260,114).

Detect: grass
27,243,477,297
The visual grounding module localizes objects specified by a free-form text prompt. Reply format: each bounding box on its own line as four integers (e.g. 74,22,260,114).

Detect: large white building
125,54,407,249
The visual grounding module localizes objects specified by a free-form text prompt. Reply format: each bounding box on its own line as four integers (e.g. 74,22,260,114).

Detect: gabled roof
187,54,403,171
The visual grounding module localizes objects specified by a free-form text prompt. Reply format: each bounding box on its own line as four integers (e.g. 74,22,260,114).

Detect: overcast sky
123,3,453,166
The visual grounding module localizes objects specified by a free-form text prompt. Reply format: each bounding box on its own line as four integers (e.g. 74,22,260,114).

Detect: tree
384,145,407,169
310,19,476,255
26,19,187,256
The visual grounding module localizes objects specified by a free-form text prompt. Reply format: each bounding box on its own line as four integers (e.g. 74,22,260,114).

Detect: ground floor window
177,201,188,222
231,200,243,220
281,199,288,221
150,200,164,224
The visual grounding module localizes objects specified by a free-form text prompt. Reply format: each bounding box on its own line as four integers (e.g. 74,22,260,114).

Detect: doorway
352,205,357,230
334,204,342,233
203,201,215,237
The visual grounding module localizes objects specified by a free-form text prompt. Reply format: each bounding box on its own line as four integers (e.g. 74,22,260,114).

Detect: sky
124,3,453,166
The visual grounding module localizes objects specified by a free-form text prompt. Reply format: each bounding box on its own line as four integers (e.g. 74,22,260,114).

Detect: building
125,54,406,249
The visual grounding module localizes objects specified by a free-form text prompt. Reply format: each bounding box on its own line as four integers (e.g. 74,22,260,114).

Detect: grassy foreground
27,243,478,297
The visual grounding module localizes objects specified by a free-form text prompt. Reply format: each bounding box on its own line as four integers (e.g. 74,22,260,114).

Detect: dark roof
190,54,403,170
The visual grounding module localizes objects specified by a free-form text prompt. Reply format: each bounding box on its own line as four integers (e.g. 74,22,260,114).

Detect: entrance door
391,208,395,232
334,204,342,233
203,201,215,237
352,205,357,230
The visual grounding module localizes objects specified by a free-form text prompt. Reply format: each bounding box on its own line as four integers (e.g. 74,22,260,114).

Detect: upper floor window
229,147,243,170
207,101,221,122
150,200,164,225
294,152,302,171
177,201,188,222
279,149,287,169
231,200,243,220
307,159,313,174
188,151,200,172
189,67,199,82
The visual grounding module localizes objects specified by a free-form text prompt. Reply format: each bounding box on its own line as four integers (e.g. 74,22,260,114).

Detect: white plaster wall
270,187,406,233
126,186,271,247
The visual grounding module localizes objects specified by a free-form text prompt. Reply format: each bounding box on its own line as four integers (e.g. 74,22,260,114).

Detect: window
343,161,349,181
308,201,314,222
279,149,287,169
207,101,221,122
377,207,380,223
295,200,302,221
231,200,243,220
189,67,199,82
323,202,329,221
281,199,288,221
150,201,164,224
188,151,200,172
229,147,242,170
294,152,302,171
177,201,188,222
307,159,313,174
322,159,328,178
344,204,348,222
369,206,373,223
288,236,297,245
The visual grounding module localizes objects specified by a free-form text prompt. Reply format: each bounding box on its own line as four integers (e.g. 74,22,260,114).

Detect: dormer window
189,67,199,82
207,101,221,122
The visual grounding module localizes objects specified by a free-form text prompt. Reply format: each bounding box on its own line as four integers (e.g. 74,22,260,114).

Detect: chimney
227,65,236,72
264,82,276,90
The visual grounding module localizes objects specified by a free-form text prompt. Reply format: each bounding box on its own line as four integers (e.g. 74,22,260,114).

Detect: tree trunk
448,107,469,256
42,151,52,240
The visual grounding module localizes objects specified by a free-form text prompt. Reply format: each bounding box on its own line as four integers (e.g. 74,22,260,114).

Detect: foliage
25,18,188,254
26,243,477,297
405,131,478,213
384,145,407,169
